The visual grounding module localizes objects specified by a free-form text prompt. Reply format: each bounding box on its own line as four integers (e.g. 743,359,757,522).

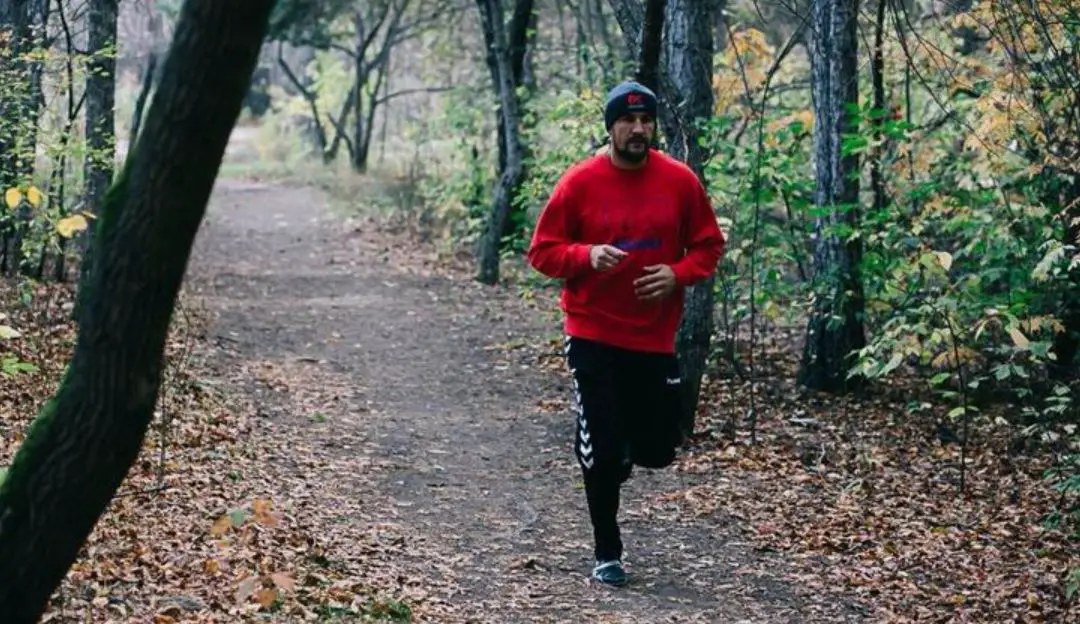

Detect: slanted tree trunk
475,0,526,285
798,0,866,393
0,0,273,619
75,0,120,320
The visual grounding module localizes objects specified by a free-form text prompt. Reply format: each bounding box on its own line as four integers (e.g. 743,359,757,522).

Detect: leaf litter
3,175,1076,623
1,280,423,621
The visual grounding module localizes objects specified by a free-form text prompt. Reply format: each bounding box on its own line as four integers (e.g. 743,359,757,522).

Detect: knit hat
604,80,658,129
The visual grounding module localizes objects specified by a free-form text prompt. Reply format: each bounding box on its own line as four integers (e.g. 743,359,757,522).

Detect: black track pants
564,336,683,562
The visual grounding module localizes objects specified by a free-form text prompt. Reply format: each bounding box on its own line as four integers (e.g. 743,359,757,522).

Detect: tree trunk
798,0,866,393
607,0,679,151
0,0,34,276
712,0,728,51
351,7,371,173
636,0,664,93
0,0,32,186
75,0,120,320
499,0,535,239
665,0,715,439
482,0,533,239
475,0,526,285
20,0,47,186
608,0,716,436
0,0,272,619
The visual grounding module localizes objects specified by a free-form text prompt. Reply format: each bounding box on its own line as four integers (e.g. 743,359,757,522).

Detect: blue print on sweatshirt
613,237,662,251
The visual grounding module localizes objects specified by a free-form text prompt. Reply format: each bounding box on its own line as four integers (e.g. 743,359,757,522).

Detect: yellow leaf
56,214,89,238
252,498,272,517
1008,326,1030,349
210,514,232,536
25,186,42,208
256,588,278,608
5,188,21,209
933,251,953,271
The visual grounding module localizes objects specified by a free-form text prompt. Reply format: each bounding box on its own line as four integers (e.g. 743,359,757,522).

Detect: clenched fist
589,244,628,271
634,264,676,301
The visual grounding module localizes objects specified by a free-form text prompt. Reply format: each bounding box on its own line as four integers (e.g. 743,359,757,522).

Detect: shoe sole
591,574,629,587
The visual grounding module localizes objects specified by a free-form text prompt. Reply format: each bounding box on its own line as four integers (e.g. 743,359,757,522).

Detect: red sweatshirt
527,149,725,354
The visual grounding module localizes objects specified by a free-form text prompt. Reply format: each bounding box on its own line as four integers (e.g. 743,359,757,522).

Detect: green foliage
267,0,355,47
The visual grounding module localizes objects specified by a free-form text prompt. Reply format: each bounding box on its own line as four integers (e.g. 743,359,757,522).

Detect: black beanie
604,80,658,129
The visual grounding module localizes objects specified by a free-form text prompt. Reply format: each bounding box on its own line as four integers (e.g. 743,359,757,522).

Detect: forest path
182,127,860,623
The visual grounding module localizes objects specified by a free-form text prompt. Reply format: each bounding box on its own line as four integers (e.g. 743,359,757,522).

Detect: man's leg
565,336,632,585
628,351,684,470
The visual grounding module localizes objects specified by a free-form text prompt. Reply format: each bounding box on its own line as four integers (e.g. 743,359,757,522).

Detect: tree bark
475,0,526,285
0,0,32,187
499,0,535,239
798,0,866,393
609,0,716,437
607,0,680,152
0,0,34,276
75,0,120,319
0,0,273,619
665,0,715,439
636,0,664,93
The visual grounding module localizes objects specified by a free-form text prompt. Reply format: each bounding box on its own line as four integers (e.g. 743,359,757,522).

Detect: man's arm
527,178,593,280
669,178,725,286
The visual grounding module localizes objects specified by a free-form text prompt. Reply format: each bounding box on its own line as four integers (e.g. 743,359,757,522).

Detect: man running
526,80,725,586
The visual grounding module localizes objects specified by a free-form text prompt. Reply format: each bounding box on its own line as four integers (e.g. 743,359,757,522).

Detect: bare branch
374,85,456,106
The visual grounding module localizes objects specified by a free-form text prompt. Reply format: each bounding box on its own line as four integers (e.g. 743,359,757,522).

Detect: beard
613,136,649,163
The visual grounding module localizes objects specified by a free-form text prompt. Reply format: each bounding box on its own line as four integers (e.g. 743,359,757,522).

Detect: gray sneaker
592,559,628,586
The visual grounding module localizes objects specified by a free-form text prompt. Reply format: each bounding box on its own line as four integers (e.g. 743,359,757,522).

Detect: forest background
0,0,1077,621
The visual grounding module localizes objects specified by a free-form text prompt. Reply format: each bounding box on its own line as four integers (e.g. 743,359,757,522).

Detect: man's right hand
589,244,628,271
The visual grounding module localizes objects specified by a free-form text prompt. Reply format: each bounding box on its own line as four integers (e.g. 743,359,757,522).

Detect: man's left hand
634,265,677,301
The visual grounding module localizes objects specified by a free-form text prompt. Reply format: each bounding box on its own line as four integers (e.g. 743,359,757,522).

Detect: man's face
609,112,654,164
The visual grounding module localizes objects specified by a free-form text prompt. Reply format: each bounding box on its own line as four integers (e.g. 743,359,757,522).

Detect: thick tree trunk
665,0,715,439
75,0,120,320
609,0,717,436
636,0,664,92
0,0,272,619
475,0,526,285
798,0,866,393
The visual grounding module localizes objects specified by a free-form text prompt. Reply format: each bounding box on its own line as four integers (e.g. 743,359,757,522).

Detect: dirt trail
183,130,862,623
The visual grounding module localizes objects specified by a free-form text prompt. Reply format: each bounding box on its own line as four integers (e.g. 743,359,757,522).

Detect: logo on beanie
626,93,644,105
